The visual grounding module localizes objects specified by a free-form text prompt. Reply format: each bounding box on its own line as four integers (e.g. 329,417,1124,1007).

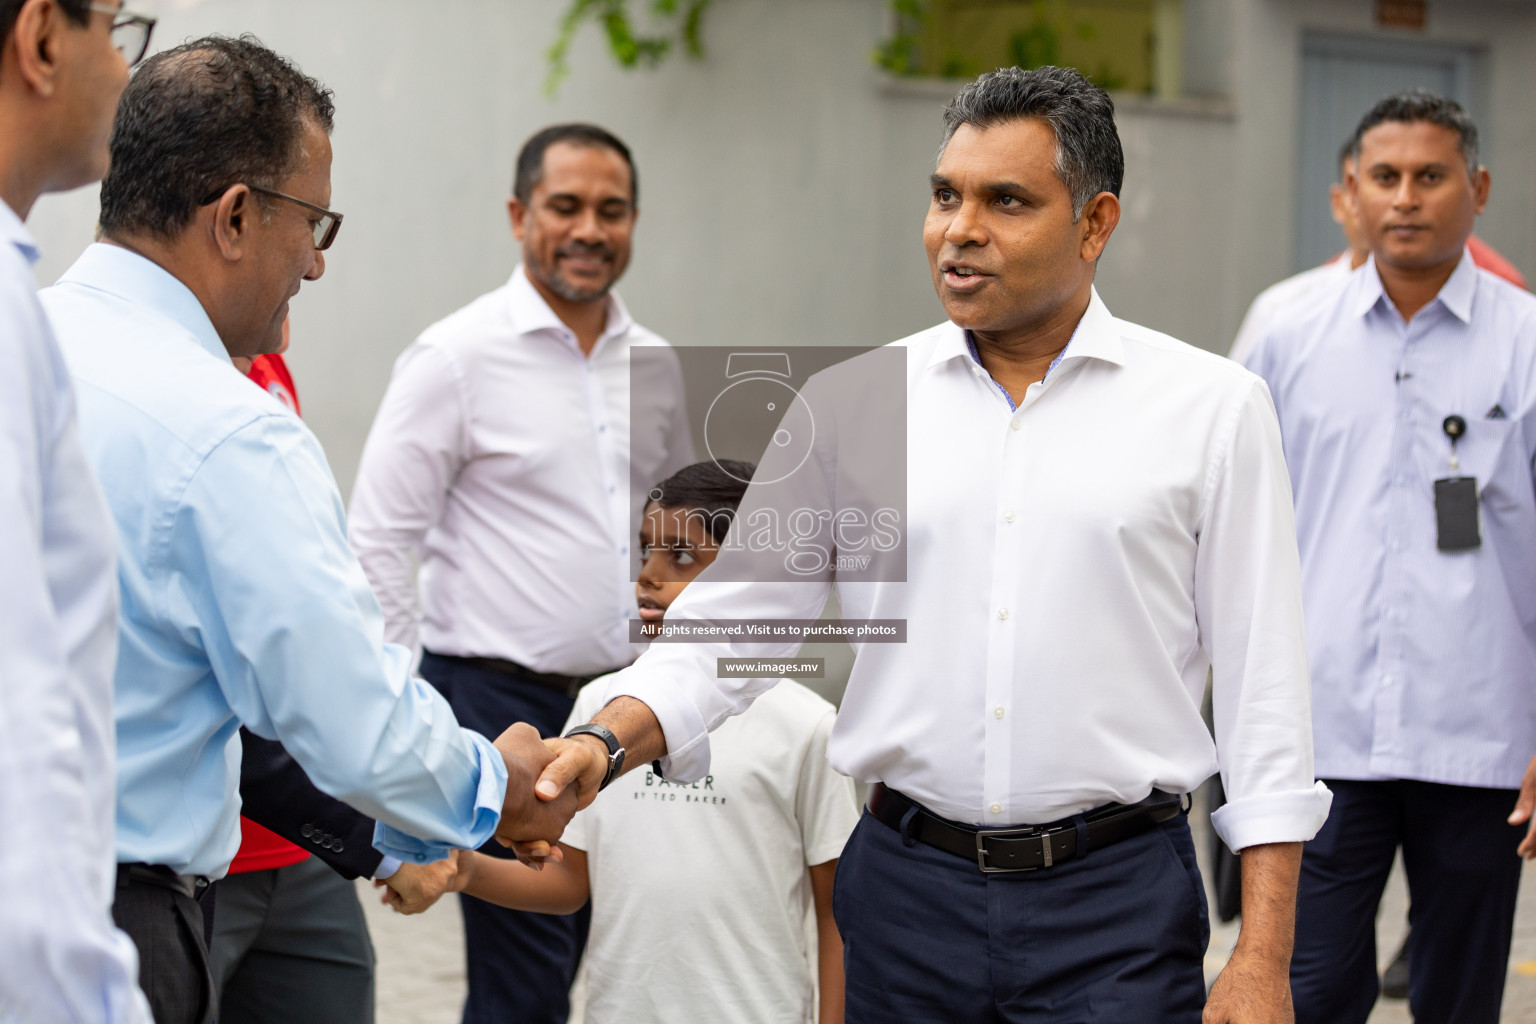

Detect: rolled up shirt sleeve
173,414,506,859
1196,378,1332,851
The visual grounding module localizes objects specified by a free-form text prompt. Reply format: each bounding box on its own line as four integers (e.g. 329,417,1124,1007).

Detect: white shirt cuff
373,856,402,881
1210,780,1333,852
603,668,713,784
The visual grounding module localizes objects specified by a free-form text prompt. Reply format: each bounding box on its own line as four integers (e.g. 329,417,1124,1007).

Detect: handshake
374,720,619,915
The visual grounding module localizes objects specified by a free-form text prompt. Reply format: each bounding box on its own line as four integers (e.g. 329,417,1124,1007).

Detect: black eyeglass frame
86,2,156,67
198,184,344,251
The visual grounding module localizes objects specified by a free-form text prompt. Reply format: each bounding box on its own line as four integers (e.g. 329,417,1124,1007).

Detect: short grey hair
941,65,1124,221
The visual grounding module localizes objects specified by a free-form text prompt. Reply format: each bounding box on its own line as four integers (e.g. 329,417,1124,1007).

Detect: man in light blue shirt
39,37,574,1024
1244,91,1536,1024
0,1,153,1020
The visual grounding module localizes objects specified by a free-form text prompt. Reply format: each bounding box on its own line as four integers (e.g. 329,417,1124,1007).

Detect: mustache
555,242,615,261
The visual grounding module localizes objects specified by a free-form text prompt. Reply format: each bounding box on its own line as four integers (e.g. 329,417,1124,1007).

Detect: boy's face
636,502,722,625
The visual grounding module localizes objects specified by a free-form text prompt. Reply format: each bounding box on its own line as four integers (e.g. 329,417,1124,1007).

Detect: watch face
703,376,815,485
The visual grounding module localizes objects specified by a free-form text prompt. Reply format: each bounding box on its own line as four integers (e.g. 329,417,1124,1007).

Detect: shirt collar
1352,247,1478,325
57,242,231,365
0,198,40,266
505,263,635,354
928,286,1127,372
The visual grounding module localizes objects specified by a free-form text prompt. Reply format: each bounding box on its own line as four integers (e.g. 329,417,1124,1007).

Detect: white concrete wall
26,0,1534,494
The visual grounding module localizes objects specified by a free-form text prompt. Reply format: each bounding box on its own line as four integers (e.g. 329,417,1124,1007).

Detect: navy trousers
420,652,592,1024
1292,779,1525,1024
833,808,1209,1023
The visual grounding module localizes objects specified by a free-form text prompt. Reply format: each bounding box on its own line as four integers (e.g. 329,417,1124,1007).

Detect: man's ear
1078,191,1121,263
1472,165,1491,216
7,0,64,99
210,185,256,262
507,197,527,242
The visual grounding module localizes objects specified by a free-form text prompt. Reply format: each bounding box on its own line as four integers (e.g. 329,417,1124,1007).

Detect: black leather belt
116,862,212,901
435,653,616,700
868,783,1185,874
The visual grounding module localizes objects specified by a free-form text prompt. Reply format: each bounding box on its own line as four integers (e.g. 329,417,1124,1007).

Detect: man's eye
638,543,652,559
674,550,697,566
997,195,1021,207
550,203,578,216
934,188,956,204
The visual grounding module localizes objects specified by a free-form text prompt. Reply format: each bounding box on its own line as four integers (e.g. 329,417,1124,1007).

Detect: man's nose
945,199,986,247
1391,178,1419,211
304,249,325,282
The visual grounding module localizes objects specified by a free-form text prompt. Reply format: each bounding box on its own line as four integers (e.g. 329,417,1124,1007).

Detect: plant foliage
546,0,716,95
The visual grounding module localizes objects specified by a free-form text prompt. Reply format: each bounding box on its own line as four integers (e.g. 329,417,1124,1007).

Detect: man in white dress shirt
0,1,152,1020
1244,90,1536,1024
349,123,692,1024
532,66,1330,1023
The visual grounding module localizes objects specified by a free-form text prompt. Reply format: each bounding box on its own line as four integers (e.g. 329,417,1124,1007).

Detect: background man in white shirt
1244,90,1536,1024
0,2,152,1020
531,65,1330,1023
349,123,692,1024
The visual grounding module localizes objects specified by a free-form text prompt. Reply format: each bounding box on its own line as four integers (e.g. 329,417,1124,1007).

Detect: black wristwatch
563,724,626,791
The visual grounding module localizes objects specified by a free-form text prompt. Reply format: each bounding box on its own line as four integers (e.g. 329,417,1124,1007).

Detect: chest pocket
1452,417,1521,510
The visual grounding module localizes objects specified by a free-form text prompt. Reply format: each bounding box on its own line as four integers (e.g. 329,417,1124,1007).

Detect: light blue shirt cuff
1210,780,1334,853
371,732,508,863
372,856,402,881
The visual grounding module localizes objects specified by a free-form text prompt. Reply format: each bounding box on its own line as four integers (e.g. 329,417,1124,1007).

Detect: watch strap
563,724,625,790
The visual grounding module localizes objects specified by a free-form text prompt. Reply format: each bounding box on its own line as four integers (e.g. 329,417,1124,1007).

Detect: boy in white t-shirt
446,460,860,1024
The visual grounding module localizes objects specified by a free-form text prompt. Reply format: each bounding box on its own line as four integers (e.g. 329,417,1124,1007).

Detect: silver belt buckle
975,826,1050,874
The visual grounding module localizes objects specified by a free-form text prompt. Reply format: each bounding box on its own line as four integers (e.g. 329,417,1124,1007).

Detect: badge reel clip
1434,414,1481,552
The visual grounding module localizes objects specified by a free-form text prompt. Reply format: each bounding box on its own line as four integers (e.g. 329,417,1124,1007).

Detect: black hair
513,123,637,206
1,0,90,50
942,65,1123,221
99,34,335,240
1349,90,1479,174
649,460,755,543
1338,137,1357,176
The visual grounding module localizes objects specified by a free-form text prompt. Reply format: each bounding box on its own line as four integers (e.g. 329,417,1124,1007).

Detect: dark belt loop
1073,815,1089,858
899,805,920,848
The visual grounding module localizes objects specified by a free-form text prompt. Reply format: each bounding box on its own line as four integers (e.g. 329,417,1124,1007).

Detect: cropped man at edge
0,0,152,1019
349,123,692,1024
1244,91,1536,1024
533,66,1330,1023
39,37,575,1024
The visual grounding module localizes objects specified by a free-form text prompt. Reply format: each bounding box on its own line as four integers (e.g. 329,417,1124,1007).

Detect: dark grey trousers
113,866,217,1024
210,855,375,1024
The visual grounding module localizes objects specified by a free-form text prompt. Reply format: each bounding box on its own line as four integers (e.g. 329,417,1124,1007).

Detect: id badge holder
1433,477,1480,551
1435,415,1481,552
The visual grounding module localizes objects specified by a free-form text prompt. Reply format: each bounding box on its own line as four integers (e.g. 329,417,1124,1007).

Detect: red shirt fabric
228,352,309,876
1467,235,1529,290
246,352,301,415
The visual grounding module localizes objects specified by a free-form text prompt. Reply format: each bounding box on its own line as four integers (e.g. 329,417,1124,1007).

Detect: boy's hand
375,853,461,915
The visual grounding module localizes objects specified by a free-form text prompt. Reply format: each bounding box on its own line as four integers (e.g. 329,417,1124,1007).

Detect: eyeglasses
199,184,344,251
86,3,156,68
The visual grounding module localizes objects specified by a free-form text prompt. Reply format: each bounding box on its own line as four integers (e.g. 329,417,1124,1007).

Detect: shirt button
997,608,1010,621
1010,420,1021,431
1382,675,1395,686
1003,511,1016,524
990,803,1002,815
993,706,1005,720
